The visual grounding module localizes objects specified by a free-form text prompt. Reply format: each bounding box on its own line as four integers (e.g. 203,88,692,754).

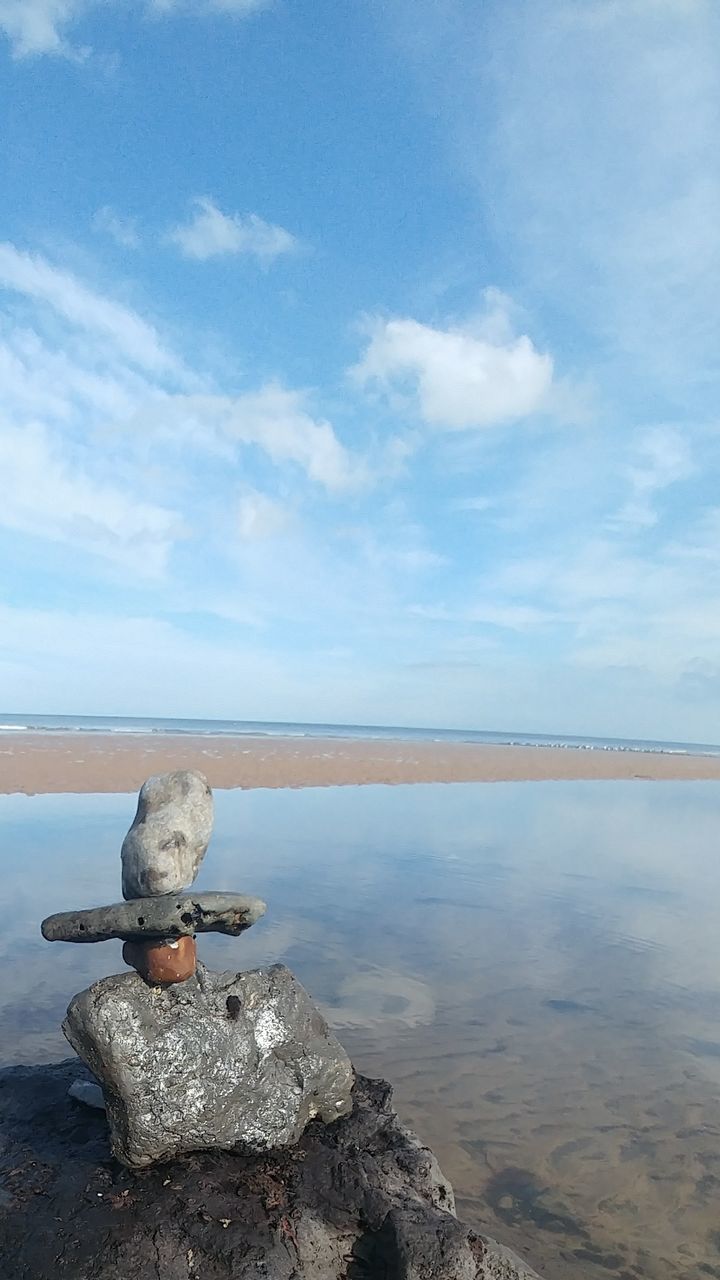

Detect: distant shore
3,731,720,795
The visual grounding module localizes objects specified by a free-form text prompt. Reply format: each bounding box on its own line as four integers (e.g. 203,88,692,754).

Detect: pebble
122,935,197,985
68,1079,106,1110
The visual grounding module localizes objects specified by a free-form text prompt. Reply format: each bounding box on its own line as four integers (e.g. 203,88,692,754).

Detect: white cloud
165,381,363,491
93,206,141,250
343,523,446,574
0,246,190,575
237,490,292,540
0,237,371,603
0,237,374,612
0,0,269,58
142,384,365,491
469,514,720,685
392,0,720,393
228,386,364,491
0,0,85,58
352,306,553,430
149,0,268,12
0,323,148,422
610,426,694,530
410,601,554,631
0,420,177,574
167,198,298,262
451,496,495,513
138,386,365,492
0,243,177,375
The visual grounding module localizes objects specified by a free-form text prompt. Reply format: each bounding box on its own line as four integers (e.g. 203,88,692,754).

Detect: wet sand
2,731,720,794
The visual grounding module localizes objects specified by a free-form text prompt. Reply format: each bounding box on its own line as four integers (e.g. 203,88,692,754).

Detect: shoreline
3,731,720,795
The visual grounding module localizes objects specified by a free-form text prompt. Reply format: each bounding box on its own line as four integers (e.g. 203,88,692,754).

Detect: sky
0,0,719,739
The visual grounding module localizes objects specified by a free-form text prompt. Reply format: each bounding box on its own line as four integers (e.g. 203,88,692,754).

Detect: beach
3,730,720,794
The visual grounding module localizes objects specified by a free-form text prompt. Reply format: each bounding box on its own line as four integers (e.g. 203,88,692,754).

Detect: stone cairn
41,770,354,1169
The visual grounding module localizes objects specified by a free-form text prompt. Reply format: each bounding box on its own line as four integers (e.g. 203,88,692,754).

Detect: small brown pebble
122,935,197,985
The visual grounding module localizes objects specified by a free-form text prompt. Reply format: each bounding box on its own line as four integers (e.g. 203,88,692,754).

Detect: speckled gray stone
62,963,354,1168
41,891,266,943
121,770,214,899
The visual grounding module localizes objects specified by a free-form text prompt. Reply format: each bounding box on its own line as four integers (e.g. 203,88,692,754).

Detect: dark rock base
0,1059,539,1279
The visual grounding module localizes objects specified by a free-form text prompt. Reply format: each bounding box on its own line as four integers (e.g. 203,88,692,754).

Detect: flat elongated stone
41,891,266,943
121,770,214,899
63,963,355,1168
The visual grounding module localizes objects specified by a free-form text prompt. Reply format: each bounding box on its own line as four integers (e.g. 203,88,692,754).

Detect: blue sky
1,0,719,738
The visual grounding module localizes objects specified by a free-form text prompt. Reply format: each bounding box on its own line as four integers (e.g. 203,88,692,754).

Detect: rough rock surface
42,890,267,943
121,769,214,899
63,963,355,1167
0,1058,541,1279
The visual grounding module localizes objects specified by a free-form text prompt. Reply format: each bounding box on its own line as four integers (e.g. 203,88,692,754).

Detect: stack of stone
41,770,354,1169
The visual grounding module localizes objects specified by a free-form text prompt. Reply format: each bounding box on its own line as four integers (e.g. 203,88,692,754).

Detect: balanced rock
42,891,267,944
122,935,197,985
63,963,354,1168
121,770,214,899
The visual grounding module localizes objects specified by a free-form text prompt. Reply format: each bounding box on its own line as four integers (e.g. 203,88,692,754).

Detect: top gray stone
121,770,214,899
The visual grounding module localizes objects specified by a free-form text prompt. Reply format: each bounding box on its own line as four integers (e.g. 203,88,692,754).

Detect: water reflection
2,781,720,1279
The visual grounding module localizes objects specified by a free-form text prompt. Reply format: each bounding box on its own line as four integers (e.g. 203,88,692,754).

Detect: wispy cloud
0,247,183,574
93,206,141,250
0,420,177,575
609,426,695,530
352,292,552,430
237,490,292,541
0,242,177,375
148,0,269,14
390,0,720,398
410,601,555,632
167,198,298,262
220,385,362,491
341,520,446,575
148,385,367,492
450,496,495,514
0,0,86,59
0,239,367,594
0,0,270,59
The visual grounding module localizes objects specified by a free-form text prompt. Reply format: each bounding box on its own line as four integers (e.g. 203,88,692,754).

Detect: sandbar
2,732,720,795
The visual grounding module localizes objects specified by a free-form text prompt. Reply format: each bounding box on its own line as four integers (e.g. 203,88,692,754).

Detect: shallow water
2,781,720,1279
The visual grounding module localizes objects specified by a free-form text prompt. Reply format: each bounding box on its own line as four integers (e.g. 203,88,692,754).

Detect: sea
1,710,719,756
2,717,720,1277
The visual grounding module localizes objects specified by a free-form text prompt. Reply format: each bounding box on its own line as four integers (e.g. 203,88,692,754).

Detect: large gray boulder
63,963,354,1168
0,1060,543,1279
121,769,214,899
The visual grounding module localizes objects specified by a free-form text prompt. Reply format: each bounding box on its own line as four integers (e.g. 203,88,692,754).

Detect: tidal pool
2,780,720,1279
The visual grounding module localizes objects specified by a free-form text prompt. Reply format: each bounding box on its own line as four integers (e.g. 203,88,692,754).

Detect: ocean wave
0,717,717,756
